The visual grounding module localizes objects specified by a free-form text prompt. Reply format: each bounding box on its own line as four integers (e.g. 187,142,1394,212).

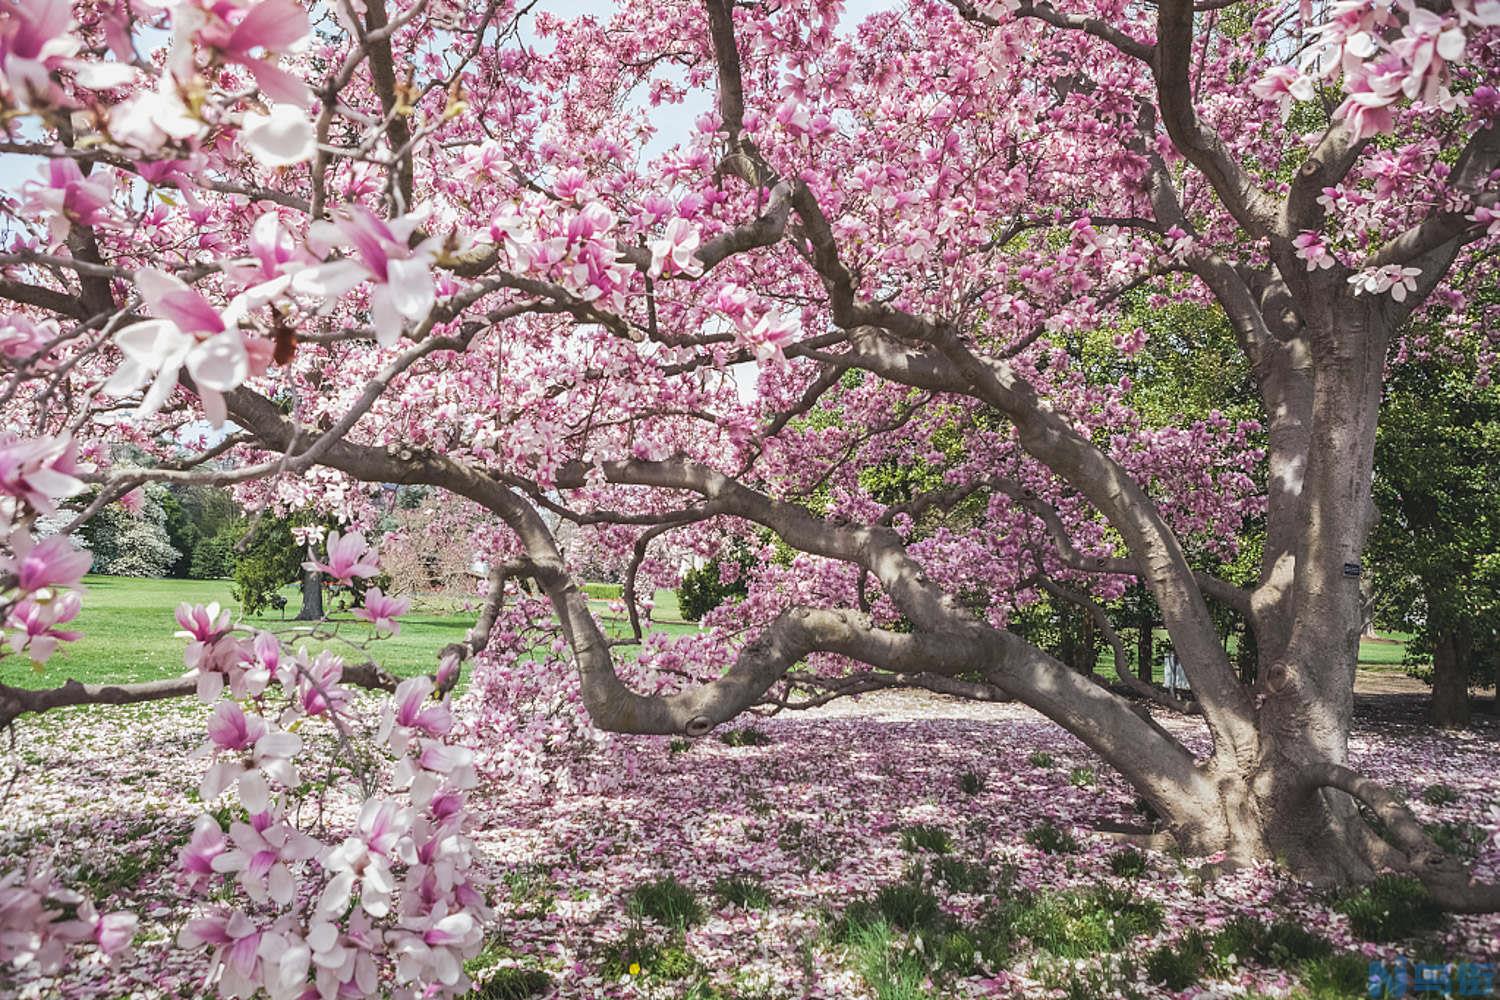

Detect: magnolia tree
2,0,1499,976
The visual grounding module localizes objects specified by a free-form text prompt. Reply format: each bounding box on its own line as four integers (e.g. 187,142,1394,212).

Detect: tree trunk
1429,625,1471,728
296,564,324,620
1137,606,1153,683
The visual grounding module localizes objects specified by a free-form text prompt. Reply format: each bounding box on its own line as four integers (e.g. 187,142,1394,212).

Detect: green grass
628,876,703,929
712,875,771,911
1121,629,1420,678
2,575,696,689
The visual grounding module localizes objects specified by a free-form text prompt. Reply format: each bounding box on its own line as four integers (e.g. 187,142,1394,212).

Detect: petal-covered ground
3,691,1498,998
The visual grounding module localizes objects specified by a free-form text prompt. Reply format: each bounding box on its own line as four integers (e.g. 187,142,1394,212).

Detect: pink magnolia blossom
241,104,316,168
0,433,84,512
211,809,321,905
1250,65,1316,121
737,309,799,362
103,269,287,425
381,676,453,753
19,157,114,245
117,486,145,514
0,313,55,360
647,218,703,278
353,586,410,635
1348,263,1422,301
173,0,313,105
295,207,440,348
304,529,380,586
198,702,301,805
176,908,264,997
4,590,82,662
1,532,90,593
0,0,77,108
1292,230,1337,271
179,815,229,890
320,799,412,918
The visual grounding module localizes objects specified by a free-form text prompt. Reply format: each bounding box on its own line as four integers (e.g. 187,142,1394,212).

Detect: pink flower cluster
0,433,89,665
171,538,487,998
0,863,136,975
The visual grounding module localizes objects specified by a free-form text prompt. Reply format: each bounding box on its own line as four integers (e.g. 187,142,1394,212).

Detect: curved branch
0,660,401,729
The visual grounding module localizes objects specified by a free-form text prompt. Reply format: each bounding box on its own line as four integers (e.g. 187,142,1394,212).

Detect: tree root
1091,820,1176,851
1300,761,1500,913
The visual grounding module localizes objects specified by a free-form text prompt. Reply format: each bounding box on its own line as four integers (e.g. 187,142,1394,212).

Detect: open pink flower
1,532,91,593
0,0,78,108
179,814,228,890
19,157,114,246
117,487,145,515
5,591,82,663
381,676,453,753
177,908,263,997
211,809,321,905
304,529,379,586
0,433,84,512
103,268,286,425
648,218,703,278
183,0,313,105
1292,230,1336,271
319,799,411,918
353,587,410,635
198,702,301,805
296,207,439,348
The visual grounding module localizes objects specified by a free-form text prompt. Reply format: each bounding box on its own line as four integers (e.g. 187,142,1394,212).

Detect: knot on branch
684,715,714,738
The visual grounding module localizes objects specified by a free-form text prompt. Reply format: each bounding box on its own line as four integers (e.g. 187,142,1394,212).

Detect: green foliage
188,521,244,579
1035,953,1144,1000
230,516,305,616
1332,875,1445,942
899,824,952,855
1211,917,1331,969
1145,930,1210,989
599,932,701,981
1426,820,1485,860
159,484,242,578
840,920,929,1000
712,875,771,911
628,876,703,929
1421,783,1460,806
957,769,985,795
581,581,622,600
1012,885,1163,959
677,555,749,621
1299,953,1372,999
1023,820,1078,854
474,967,553,1000
1068,766,1096,788
923,855,1002,895
1369,353,1500,690
1108,847,1148,878
1026,750,1054,768
717,727,771,747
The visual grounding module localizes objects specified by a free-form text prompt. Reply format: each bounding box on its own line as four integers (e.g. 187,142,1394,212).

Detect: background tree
78,485,180,578
1368,353,1500,726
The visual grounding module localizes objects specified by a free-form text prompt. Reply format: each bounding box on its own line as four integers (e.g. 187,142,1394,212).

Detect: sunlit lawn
0,575,695,689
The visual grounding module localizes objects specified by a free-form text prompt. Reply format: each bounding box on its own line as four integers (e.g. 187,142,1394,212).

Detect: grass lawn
1,575,695,690
1116,628,1421,683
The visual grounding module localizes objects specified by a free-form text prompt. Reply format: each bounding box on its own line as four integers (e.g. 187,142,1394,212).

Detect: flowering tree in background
1,6,1499,991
